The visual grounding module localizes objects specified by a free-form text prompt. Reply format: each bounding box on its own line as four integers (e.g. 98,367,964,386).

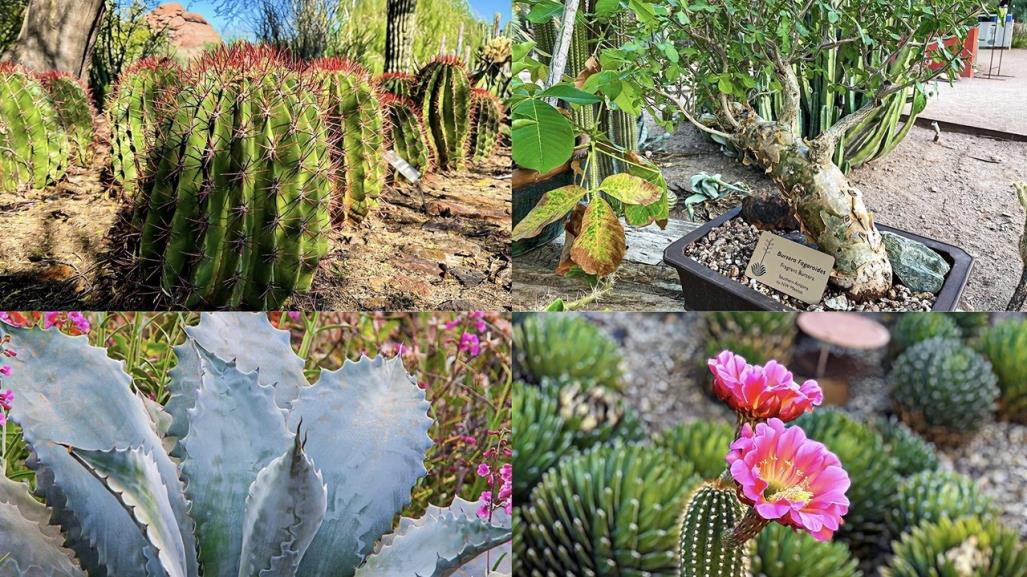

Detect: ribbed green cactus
309,58,387,224
702,312,798,367
417,56,471,171
882,516,1027,577
976,319,1027,422
109,57,182,195
678,479,750,577
890,313,962,359
750,523,861,577
655,420,735,480
518,444,698,577
38,72,95,167
0,63,69,194
872,416,939,478
0,313,509,577
795,409,900,552
468,88,501,162
136,47,332,310
890,338,999,445
885,471,993,539
381,93,434,174
513,314,623,390
378,72,418,99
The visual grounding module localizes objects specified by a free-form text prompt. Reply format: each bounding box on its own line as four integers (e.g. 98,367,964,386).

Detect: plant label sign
745,231,834,304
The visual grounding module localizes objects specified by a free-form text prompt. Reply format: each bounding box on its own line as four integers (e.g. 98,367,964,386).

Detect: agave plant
0,313,509,577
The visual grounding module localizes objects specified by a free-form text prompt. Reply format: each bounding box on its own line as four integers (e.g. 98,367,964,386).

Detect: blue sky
182,0,510,39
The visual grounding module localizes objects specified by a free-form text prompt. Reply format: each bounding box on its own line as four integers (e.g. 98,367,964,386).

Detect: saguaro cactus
0,63,69,193
109,57,182,195
381,92,434,174
468,87,501,162
136,46,333,310
38,71,95,167
308,58,388,224
417,56,471,171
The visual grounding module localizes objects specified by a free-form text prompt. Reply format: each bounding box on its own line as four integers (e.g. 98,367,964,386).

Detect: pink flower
476,491,493,519
67,312,90,334
709,351,823,422
500,463,512,482
43,312,61,329
0,365,9,376
727,418,849,541
287,311,301,321
458,332,481,357
444,319,460,331
0,411,5,427
476,463,491,477
0,389,13,411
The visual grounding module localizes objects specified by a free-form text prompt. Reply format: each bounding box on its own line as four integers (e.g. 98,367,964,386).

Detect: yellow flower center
759,457,813,505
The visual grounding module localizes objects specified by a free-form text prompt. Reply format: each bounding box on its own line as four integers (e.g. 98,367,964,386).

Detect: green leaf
570,198,626,277
594,0,621,19
511,185,588,241
511,98,575,174
538,84,602,105
544,299,566,311
597,173,662,205
527,0,562,23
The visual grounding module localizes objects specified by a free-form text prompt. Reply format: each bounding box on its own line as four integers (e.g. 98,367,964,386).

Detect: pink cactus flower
0,389,12,411
708,351,823,422
727,418,849,542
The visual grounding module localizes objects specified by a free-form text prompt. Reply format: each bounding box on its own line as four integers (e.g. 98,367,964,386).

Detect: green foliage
38,73,96,167
976,319,1027,422
0,0,26,53
886,471,994,540
684,172,749,220
0,65,69,194
135,47,332,309
750,523,862,577
109,57,182,196
513,314,623,390
519,444,699,577
418,56,472,171
890,313,962,359
882,516,1027,577
654,419,735,480
90,0,171,107
890,338,999,444
871,416,939,478
702,312,798,367
678,480,749,577
794,409,901,552
469,87,503,162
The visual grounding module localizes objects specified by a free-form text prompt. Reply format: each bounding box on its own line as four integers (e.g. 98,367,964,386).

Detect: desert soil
648,121,1027,311
0,120,511,311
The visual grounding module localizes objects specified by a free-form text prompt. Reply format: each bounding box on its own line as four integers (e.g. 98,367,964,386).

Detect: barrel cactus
750,523,861,577
468,88,501,163
0,312,509,577
872,416,939,478
38,71,95,167
417,56,471,171
378,71,417,99
308,58,387,224
0,63,69,193
889,313,961,359
655,419,735,480
975,319,1027,422
381,93,434,175
882,516,1027,577
885,470,993,539
136,46,332,310
678,478,750,577
513,314,623,389
518,444,698,577
702,312,798,367
890,338,999,445
109,57,182,195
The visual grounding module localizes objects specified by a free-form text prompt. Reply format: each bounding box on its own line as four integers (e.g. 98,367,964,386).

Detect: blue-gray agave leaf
354,497,512,577
67,446,189,577
449,500,511,576
288,356,434,577
0,326,199,577
0,476,85,576
178,343,293,577
238,433,328,576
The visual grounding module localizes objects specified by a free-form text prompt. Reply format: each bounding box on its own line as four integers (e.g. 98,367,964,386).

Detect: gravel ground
581,312,1027,546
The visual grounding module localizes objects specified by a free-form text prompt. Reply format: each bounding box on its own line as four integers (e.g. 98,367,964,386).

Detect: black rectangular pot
663,207,974,311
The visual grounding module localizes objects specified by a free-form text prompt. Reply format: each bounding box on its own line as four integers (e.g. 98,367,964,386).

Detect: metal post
988,15,998,78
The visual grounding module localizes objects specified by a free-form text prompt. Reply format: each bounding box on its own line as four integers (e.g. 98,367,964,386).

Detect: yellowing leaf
598,173,662,206
570,198,626,277
511,185,589,241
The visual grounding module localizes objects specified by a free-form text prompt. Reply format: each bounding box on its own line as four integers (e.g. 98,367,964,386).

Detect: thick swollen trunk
384,0,417,74
732,113,893,301
1,0,106,80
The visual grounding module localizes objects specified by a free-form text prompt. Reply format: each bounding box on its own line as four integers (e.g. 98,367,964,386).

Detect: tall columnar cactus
136,47,333,310
750,523,861,577
109,57,182,195
468,87,501,162
383,0,417,74
677,479,749,577
885,471,994,539
513,314,623,389
889,313,962,360
882,516,1027,577
655,420,735,480
417,56,471,171
38,71,95,167
518,444,698,577
0,313,509,577
976,319,1027,422
308,58,388,224
890,338,999,444
380,93,434,175
0,63,69,194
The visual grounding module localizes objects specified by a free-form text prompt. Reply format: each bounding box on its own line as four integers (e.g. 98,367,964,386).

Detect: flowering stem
724,507,771,548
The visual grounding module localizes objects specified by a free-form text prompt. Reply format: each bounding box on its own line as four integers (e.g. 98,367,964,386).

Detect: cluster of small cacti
975,319,1027,422
750,523,861,577
0,63,72,194
654,419,735,479
889,313,962,359
882,516,1027,577
513,314,624,389
872,416,940,477
885,470,994,539
702,312,798,367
